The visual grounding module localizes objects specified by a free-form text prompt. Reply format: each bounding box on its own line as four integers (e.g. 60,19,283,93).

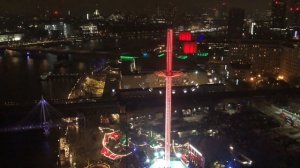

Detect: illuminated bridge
1,87,299,113
1,88,300,134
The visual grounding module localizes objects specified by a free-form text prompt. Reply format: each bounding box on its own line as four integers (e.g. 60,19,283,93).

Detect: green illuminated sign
177,55,188,60
158,52,165,58
197,52,209,57
120,55,138,61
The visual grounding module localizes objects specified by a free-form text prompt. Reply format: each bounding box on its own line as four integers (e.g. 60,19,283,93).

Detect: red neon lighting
166,29,173,76
100,131,132,160
179,31,192,41
165,76,172,168
183,42,197,54
165,28,173,168
290,7,300,11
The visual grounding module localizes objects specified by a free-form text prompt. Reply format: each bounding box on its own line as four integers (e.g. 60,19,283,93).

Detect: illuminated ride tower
164,28,173,168
164,28,184,167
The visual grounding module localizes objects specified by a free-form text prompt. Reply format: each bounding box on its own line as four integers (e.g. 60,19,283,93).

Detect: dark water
0,37,160,168
0,130,60,168
0,38,158,101
0,51,97,101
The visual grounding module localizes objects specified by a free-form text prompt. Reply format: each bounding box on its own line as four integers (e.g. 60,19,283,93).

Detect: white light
183,89,187,93
176,153,182,158
146,158,150,163
159,150,164,156
150,159,186,168
154,152,159,157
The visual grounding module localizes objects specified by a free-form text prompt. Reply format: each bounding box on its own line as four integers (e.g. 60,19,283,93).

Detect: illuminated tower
164,29,173,168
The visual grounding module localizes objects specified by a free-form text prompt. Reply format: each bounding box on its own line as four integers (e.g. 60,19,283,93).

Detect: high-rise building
228,8,245,38
287,0,300,27
216,0,228,19
271,0,287,28
280,45,300,81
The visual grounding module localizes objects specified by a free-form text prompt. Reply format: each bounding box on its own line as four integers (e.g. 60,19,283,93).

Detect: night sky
0,0,270,16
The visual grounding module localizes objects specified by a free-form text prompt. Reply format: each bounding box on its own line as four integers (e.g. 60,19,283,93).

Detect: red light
179,31,192,41
297,8,299,11
183,42,197,54
53,10,59,16
165,29,173,168
166,29,173,76
290,8,294,11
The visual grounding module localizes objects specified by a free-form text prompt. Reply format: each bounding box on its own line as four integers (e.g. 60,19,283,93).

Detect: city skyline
0,0,271,16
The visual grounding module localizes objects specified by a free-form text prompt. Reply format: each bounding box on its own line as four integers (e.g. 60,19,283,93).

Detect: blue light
197,34,205,43
294,31,298,38
142,52,149,58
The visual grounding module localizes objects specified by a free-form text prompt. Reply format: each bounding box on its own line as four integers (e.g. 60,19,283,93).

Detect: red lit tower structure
165,29,173,168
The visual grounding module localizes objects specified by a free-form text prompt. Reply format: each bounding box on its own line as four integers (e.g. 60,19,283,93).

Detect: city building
207,40,282,80
227,8,245,38
287,0,300,27
80,24,98,35
280,45,300,81
271,0,287,28
216,0,228,19
0,32,23,42
44,22,72,38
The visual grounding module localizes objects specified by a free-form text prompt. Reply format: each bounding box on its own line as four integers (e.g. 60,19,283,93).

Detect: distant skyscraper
271,0,287,28
287,0,300,27
217,0,228,19
228,8,245,38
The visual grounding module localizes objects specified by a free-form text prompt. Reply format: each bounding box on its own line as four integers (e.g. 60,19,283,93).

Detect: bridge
0,97,71,135
1,87,299,113
0,38,139,57
1,87,299,134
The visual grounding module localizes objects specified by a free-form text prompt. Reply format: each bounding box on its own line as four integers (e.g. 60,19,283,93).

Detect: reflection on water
0,38,158,101
0,51,91,101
